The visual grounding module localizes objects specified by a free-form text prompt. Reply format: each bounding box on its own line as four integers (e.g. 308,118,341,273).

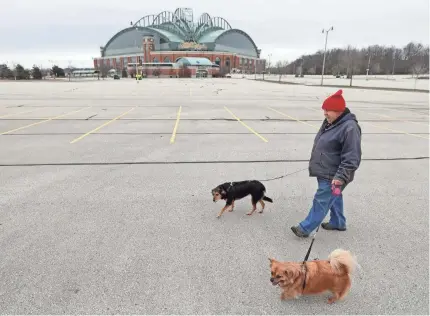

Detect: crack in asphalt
0,156,428,167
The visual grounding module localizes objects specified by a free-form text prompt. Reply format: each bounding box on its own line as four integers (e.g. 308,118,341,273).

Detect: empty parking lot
0,78,428,314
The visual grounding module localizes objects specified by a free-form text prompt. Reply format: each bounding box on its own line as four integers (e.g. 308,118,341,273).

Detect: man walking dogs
291,89,362,238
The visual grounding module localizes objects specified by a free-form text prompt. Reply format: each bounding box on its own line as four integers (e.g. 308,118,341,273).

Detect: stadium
93,8,266,78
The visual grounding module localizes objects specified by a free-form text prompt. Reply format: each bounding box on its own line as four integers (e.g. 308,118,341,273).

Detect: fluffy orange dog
269,249,357,304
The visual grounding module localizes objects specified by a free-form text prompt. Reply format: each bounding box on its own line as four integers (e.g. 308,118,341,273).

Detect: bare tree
265,59,272,74
11,61,17,80
275,61,282,74
331,64,342,76
307,66,316,75
98,64,109,79
275,60,289,81
406,43,429,78
411,59,428,78
371,62,381,75
340,47,352,76
285,42,429,76
282,60,289,77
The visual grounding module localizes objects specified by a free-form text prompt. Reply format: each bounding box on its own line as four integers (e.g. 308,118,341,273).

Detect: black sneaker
291,225,309,237
321,222,346,231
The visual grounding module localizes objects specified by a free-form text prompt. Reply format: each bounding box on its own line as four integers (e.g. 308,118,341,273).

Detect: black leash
225,167,308,193
255,165,317,289
257,167,308,182
302,224,320,290
303,225,320,262
300,187,343,290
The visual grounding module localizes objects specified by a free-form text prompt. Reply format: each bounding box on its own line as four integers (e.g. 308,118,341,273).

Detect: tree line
2,41,429,79
0,64,66,80
270,42,429,77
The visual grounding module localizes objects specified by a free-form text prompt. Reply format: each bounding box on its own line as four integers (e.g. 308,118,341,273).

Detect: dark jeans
299,178,347,234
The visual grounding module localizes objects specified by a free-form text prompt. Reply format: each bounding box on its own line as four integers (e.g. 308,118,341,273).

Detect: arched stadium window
153,57,159,63
225,57,230,68
164,57,171,63
215,57,221,66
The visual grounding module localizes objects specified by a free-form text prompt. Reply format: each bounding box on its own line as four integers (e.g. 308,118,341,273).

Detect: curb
253,79,429,93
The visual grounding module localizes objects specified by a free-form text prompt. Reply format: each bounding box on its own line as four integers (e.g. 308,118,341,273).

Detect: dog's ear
219,189,227,198
268,257,275,266
284,267,300,282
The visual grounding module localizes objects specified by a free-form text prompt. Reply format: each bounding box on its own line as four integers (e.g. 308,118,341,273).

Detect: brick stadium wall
95,51,266,77
149,51,265,73
128,65,219,78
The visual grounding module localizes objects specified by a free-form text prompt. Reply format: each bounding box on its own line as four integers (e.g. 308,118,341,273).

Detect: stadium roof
197,29,226,43
101,8,261,58
145,27,183,43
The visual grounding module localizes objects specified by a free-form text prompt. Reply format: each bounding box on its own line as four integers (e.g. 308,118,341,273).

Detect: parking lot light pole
320,26,334,86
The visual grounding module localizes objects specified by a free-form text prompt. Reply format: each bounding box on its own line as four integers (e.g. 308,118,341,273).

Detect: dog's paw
228,208,234,212
327,297,336,304
216,215,221,219
246,212,253,216
258,210,264,213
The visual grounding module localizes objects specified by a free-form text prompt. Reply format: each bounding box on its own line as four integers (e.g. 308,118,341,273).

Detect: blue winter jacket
308,108,362,184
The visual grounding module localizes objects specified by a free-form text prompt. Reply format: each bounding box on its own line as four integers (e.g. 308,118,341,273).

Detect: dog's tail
328,249,358,275
262,196,273,203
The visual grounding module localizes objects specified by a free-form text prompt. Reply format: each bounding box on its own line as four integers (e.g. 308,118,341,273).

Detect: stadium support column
143,36,154,64
142,35,154,77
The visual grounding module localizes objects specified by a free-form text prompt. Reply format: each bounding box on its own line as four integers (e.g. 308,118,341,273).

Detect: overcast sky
1,0,429,68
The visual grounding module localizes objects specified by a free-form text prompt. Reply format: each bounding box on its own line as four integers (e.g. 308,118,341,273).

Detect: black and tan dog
211,180,273,218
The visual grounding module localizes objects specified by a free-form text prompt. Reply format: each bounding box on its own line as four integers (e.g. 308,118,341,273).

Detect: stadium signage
178,42,208,51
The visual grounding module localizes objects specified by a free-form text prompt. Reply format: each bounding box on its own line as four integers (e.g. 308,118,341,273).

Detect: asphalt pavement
0,78,428,314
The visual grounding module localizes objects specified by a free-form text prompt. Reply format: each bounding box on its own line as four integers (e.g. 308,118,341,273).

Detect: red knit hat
322,89,346,112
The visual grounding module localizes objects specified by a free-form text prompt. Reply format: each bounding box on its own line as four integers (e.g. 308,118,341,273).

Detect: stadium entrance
196,69,208,78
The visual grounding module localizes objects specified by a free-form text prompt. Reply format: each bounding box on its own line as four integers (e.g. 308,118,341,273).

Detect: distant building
93,7,265,78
